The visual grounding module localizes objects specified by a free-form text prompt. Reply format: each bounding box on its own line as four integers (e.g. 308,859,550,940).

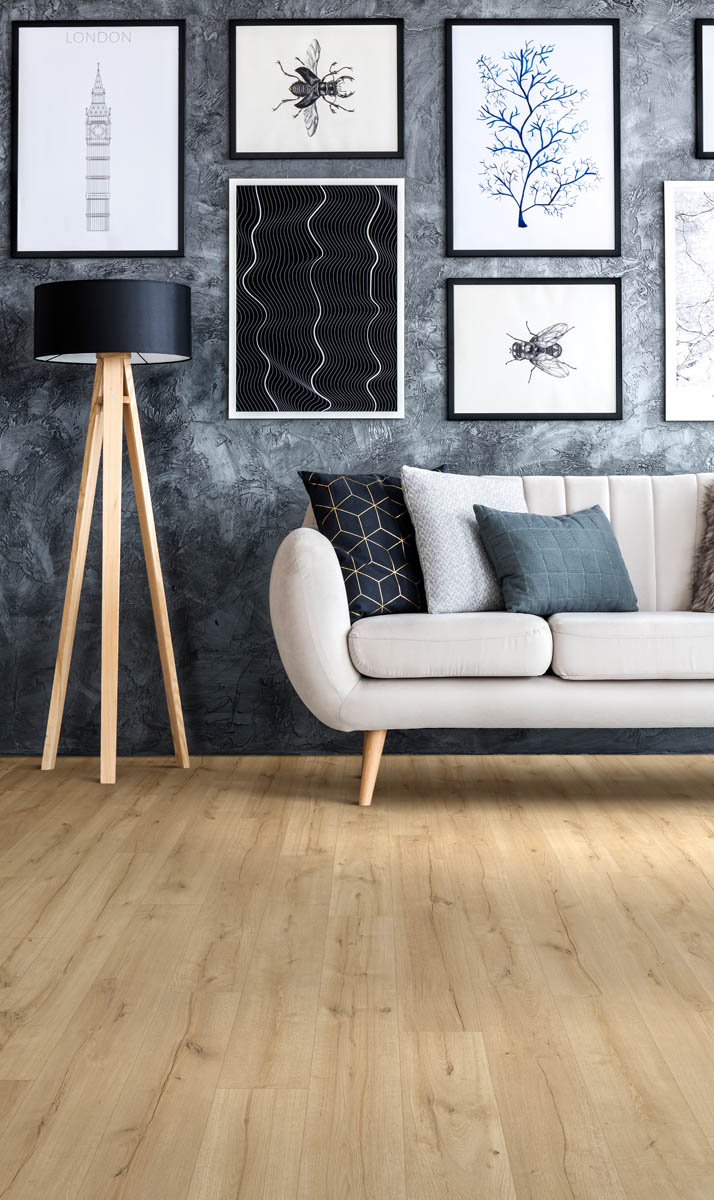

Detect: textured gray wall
3,0,714,757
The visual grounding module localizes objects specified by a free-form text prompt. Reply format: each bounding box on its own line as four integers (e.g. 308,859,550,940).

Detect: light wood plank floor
1,754,714,1198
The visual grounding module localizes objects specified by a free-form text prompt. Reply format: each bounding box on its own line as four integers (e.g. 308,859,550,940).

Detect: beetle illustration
506,322,576,383
274,39,355,137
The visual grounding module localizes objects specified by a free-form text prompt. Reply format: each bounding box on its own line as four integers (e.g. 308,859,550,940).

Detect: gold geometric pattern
300,472,427,620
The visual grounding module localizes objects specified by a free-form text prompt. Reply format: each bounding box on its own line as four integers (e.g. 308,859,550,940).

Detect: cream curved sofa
270,474,714,805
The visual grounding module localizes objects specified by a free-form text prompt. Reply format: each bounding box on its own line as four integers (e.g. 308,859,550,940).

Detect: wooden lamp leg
122,361,190,769
99,354,125,786
42,353,190,783
41,362,104,771
359,730,387,807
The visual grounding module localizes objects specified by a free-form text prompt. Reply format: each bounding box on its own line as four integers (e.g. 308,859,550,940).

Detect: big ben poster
12,21,184,257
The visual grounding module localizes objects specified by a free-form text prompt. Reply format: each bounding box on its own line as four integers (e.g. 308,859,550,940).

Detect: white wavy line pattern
233,183,398,414
240,191,278,411
365,186,383,412
305,186,331,409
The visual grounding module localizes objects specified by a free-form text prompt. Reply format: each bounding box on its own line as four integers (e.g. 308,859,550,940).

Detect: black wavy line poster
229,179,404,418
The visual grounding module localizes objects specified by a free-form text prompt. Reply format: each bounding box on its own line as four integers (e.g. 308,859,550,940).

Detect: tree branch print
477,41,598,229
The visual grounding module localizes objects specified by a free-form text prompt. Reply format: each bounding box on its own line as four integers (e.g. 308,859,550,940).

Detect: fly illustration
506,322,576,382
274,40,355,137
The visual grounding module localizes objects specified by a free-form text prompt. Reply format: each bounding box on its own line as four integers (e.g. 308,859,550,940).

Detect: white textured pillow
401,467,527,612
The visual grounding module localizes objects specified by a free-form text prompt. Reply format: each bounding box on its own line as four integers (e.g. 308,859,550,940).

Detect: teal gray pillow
472,503,638,616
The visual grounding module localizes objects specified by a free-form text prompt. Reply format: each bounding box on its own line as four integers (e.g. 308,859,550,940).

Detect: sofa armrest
269,528,361,731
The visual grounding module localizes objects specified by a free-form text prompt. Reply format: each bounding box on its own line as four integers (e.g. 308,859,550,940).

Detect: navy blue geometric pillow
300,470,446,620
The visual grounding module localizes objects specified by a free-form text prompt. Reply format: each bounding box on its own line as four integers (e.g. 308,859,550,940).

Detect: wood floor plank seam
293,800,343,1198
0,768,234,1080
0,905,203,1198
217,770,336,1091
526,790,714,1197
434,760,626,1197
540,818,714,1178
386,786,410,1200
268,758,344,1195
74,990,243,1200
296,794,406,1197
105,782,309,1200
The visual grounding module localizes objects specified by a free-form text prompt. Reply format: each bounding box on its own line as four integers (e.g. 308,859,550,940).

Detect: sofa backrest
303,473,714,612
522,475,714,611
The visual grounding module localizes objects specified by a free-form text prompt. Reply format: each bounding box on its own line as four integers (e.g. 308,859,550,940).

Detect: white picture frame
664,181,714,421
228,178,405,420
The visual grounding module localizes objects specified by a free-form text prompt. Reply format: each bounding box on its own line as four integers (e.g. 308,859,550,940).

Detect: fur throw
692,481,714,611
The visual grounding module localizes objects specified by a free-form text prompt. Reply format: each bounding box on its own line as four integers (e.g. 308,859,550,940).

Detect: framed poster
448,278,622,421
446,19,620,257
229,179,404,419
229,19,403,158
696,21,714,158
11,20,184,257
664,181,714,421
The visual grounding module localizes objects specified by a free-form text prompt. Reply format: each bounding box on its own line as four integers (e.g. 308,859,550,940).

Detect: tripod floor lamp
35,279,192,785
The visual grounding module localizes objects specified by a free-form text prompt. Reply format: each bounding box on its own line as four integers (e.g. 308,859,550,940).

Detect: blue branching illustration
477,41,598,229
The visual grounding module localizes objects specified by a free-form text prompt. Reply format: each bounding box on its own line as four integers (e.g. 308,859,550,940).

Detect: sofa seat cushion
550,612,714,680
348,612,553,679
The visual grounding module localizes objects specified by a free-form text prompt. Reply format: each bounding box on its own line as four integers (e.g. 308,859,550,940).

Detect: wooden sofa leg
359,730,387,807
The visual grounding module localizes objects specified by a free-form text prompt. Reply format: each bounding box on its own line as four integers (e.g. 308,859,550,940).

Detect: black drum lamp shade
34,279,192,365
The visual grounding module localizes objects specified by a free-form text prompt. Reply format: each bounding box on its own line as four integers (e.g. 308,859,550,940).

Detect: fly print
448,278,621,421
506,321,575,382
229,180,404,419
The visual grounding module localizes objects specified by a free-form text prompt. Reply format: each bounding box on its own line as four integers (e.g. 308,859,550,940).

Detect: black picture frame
445,19,621,258
447,277,623,421
229,18,404,160
696,20,714,159
11,19,185,258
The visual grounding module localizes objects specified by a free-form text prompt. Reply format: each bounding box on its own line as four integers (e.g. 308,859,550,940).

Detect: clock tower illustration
85,63,111,232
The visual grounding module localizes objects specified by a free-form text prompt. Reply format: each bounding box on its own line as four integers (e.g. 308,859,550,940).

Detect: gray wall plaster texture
3,0,714,757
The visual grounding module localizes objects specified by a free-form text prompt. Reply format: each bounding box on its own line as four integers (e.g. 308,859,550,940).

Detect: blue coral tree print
447,21,619,256
477,41,598,230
